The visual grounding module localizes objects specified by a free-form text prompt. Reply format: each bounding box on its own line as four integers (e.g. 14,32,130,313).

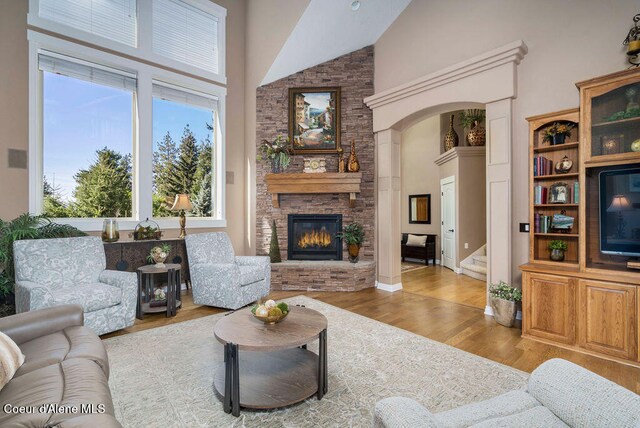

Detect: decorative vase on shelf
443,114,459,151
554,156,573,174
549,249,565,262
347,141,360,172
552,133,567,146
466,121,486,146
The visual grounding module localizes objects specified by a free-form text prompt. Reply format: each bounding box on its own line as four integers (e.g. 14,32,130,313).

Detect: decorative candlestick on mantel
337,147,346,173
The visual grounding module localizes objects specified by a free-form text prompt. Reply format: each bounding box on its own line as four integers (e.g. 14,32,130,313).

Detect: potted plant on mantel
489,281,522,328
257,135,294,173
337,222,365,263
548,240,568,261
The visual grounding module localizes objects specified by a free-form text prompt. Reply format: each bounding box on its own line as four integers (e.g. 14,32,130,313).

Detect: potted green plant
257,135,294,173
337,222,365,263
459,109,486,146
543,122,574,146
0,214,86,317
489,281,522,327
548,240,568,261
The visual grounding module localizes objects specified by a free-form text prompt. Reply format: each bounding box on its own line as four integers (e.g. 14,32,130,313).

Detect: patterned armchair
13,236,137,336
185,232,270,309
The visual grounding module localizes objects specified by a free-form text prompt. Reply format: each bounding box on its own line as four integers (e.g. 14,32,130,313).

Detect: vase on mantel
443,114,459,152
347,141,360,172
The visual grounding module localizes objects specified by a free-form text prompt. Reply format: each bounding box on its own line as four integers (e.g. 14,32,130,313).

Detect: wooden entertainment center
521,68,640,366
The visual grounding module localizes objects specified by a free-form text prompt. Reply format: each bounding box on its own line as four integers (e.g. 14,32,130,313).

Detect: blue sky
43,72,212,201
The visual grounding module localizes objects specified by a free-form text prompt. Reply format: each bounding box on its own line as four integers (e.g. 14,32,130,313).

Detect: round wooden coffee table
213,306,328,417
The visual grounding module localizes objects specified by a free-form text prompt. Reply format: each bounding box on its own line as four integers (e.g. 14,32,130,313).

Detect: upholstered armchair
374,358,640,428
13,236,137,336
185,232,270,309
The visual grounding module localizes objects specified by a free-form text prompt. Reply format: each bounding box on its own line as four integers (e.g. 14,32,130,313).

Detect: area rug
104,296,528,427
401,261,428,273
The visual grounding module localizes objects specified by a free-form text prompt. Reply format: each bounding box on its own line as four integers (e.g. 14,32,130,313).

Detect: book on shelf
573,181,579,204
534,185,548,204
534,213,552,233
533,156,553,177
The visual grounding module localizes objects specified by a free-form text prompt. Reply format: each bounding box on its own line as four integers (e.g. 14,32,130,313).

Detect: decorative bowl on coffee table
251,300,290,324
252,310,289,325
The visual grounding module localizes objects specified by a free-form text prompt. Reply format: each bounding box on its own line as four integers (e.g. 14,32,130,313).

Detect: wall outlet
519,223,530,233
464,243,469,249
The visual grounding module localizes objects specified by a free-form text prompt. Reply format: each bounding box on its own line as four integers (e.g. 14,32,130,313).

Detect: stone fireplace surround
255,47,376,291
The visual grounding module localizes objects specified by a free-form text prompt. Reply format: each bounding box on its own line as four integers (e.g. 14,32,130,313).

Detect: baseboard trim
484,306,522,320
376,281,402,292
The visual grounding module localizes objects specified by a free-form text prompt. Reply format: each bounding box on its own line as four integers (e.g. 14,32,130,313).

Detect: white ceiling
261,0,412,85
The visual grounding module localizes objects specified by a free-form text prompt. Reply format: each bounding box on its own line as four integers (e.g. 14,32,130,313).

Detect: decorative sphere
631,139,640,152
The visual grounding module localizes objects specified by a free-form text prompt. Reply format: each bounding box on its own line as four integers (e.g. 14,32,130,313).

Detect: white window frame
28,30,227,231
28,0,227,85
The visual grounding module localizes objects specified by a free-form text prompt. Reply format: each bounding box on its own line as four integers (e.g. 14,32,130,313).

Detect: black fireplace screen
287,214,342,260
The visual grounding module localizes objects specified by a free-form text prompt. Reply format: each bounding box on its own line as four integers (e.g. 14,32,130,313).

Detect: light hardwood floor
103,264,640,394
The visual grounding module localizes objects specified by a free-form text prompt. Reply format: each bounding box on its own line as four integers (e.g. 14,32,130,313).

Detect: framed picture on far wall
629,173,640,192
289,87,341,154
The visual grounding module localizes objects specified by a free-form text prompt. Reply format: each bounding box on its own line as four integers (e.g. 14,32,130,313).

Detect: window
29,0,226,82
152,83,218,218
40,52,135,219
152,0,220,74
28,3,227,230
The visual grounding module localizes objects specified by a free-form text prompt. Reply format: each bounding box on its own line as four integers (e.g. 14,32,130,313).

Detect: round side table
213,306,328,417
136,264,182,319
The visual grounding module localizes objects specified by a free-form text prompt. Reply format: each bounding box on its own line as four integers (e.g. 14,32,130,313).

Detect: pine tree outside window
152,85,217,218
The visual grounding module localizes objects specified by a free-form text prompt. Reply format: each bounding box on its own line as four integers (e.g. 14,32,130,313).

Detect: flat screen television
599,166,640,257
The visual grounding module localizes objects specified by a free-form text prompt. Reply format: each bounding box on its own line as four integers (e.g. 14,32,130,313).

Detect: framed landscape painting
289,87,341,154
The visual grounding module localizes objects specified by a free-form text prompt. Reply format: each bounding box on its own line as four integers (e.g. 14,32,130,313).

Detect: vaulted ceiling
261,0,412,85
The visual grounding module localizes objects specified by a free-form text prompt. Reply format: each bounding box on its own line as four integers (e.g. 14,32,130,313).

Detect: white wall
401,115,441,257
375,0,637,285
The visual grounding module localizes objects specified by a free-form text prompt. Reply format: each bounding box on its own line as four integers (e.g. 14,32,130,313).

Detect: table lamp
171,194,193,239
607,194,632,239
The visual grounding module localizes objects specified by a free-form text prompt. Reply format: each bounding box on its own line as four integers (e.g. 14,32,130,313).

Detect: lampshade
607,195,632,212
170,194,193,211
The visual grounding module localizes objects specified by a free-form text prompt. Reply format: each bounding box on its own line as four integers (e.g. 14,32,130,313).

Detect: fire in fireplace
288,214,342,260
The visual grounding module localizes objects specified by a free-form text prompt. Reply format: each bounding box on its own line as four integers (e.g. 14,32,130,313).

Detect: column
485,98,512,312
376,128,402,291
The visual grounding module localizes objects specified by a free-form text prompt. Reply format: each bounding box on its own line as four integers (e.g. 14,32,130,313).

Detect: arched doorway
364,40,527,314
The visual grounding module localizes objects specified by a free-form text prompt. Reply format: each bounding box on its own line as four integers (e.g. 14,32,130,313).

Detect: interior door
441,177,456,271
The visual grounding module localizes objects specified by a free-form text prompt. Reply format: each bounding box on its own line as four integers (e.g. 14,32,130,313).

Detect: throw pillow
0,331,25,390
406,234,427,247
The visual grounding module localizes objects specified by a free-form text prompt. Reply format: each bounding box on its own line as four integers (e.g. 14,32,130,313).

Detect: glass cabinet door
588,80,640,160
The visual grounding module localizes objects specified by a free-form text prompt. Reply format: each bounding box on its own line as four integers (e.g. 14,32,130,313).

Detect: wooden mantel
265,172,362,208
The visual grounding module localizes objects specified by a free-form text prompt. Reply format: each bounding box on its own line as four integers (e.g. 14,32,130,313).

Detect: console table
103,238,190,287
